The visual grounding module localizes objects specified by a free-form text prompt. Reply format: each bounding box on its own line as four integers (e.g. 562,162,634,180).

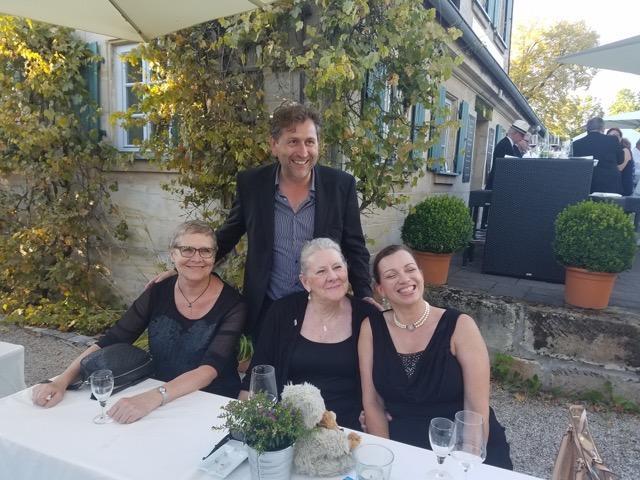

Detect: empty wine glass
90,369,114,424
426,417,455,479
451,410,486,479
248,365,277,403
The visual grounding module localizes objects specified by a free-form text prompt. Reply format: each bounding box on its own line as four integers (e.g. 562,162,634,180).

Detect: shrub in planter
401,195,473,284
401,195,473,254
554,200,636,273
554,200,637,308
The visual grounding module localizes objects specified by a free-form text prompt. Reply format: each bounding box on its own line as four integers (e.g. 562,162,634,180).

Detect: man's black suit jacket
486,136,522,189
572,131,623,194
215,163,372,336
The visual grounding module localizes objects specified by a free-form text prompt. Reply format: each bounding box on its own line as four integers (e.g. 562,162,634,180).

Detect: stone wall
428,286,640,399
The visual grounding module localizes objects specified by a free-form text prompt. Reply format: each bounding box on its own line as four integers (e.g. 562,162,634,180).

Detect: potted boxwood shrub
554,200,637,309
216,392,308,480
401,195,473,284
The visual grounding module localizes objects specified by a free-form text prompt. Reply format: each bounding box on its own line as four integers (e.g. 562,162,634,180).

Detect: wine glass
426,417,455,479
248,365,277,403
451,410,486,479
90,369,114,424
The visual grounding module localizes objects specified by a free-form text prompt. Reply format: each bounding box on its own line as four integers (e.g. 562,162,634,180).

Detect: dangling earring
382,297,391,310
307,291,312,301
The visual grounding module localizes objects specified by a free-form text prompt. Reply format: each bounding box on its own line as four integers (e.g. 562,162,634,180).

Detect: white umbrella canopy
557,35,640,75
0,0,276,42
604,110,640,130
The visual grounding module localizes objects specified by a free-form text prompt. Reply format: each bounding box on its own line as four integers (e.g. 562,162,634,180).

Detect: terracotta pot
564,266,617,309
412,250,453,285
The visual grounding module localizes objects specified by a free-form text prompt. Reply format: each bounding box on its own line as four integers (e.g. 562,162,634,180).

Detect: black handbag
69,343,154,395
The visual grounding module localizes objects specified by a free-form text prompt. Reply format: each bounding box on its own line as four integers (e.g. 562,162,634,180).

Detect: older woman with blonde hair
32,220,246,423
359,244,512,469
241,237,381,431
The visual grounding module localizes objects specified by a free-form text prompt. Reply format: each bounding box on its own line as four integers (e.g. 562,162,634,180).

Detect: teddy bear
281,382,361,477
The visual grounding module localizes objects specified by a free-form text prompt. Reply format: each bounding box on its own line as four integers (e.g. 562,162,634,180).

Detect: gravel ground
1,321,639,479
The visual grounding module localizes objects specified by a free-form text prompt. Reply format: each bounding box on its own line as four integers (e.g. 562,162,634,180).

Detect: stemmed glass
426,417,456,479
451,410,486,479
248,365,277,403
90,369,114,424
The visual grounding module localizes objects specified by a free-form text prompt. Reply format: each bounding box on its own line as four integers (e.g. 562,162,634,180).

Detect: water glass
353,444,394,480
90,369,114,424
248,365,277,403
426,417,455,479
451,410,486,479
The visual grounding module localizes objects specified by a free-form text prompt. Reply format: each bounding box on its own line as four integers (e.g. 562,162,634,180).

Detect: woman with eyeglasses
32,220,246,423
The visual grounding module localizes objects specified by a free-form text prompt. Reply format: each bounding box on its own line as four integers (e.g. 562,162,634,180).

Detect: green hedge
401,195,473,254
554,200,637,273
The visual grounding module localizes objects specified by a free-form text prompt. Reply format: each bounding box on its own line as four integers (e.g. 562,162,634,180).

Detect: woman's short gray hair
300,238,346,275
169,220,216,249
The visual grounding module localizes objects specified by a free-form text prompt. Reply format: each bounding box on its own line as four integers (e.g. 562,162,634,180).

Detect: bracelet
38,379,53,384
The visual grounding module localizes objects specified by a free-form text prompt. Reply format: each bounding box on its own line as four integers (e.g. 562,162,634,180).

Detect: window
113,44,151,151
494,0,513,43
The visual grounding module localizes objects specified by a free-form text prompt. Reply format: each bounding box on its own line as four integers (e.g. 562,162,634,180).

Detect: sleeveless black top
370,308,513,470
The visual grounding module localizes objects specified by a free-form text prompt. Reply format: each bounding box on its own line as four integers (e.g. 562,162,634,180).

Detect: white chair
0,341,27,398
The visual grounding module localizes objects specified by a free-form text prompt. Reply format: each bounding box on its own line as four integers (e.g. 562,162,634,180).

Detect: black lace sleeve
96,286,154,348
200,292,247,375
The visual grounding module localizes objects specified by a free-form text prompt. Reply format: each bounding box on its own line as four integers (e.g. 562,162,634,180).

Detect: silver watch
157,386,168,406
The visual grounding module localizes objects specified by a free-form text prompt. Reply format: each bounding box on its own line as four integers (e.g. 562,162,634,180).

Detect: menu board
462,113,476,183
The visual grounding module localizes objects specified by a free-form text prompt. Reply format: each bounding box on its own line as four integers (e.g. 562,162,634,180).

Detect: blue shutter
411,103,426,159
495,124,506,147
428,85,447,169
504,0,514,44
454,100,469,174
81,42,101,136
487,0,497,24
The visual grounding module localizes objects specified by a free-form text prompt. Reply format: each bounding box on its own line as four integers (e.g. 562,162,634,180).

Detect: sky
512,0,640,113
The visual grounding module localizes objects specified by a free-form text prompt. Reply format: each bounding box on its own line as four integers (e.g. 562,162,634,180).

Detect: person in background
517,132,532,157
606,128,633,196
632,139,640,189
240,238,382,431
485,119,529,189
359,245,513,469
572,117,623,194
32,221,246,423
148,103,374,342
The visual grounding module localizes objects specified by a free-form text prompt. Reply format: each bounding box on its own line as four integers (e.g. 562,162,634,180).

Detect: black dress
621,148,635,196
370,308,513,470
97,275,246,398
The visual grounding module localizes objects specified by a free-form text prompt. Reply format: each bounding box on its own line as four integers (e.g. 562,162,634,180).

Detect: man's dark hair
585,117,605,132
270,102,321,140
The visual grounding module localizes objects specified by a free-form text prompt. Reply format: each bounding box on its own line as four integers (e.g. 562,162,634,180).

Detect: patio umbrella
0,0,276,42
603,110,640,130
557,35,640,75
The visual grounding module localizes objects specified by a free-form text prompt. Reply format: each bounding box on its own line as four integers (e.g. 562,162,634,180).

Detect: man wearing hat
485,119,529,189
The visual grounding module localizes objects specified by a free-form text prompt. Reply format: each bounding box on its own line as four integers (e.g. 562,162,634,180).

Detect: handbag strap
567,405,614,479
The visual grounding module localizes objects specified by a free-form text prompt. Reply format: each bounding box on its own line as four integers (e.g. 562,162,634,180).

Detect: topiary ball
401,195,473,254
554,200,637,273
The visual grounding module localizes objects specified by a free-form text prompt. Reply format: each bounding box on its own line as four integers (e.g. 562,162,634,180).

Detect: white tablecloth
0,379,544,480
0,341,26,398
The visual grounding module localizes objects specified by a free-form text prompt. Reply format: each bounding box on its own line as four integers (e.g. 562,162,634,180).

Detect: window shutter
495,124,506,147
454,100,469,173
411,103,426,159
487,0,497,23
81,42,101,135
428,85,447,169
504,0,514,44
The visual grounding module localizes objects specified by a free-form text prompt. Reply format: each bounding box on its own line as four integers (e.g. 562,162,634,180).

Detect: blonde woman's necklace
393,300,430,331
177,275,211,308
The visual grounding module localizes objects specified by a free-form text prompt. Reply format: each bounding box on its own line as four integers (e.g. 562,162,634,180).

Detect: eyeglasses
174,245,216,259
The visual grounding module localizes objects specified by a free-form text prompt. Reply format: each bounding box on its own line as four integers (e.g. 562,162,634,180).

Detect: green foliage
118,0,461,219
608,88,640,116
554,200,637,273
237,333,254,362
510,21,600,138
215,392,309,453
579,382,640,414
0,17,125,333
401,195,472,253
491,353,541,396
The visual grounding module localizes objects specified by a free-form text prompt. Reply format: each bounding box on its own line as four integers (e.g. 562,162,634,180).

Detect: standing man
215,103,373,339
572,117,624,194
485,120,529,189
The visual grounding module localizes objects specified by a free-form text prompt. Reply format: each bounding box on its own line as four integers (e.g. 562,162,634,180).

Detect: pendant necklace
177,275,211,309
393,300,430,331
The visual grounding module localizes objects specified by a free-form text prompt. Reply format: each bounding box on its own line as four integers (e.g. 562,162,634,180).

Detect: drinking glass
426,417,455,479
248,365,277,403
353,444,394,480
451,410,486,479
90,369,114,424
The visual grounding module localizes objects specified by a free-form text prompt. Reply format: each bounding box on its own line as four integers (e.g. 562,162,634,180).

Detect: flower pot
412,251,453,285
564,266,617,309
247,444,294,480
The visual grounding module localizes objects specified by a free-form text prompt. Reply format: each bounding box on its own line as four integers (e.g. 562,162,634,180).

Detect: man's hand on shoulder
363,296,384,311
143,270,177,290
